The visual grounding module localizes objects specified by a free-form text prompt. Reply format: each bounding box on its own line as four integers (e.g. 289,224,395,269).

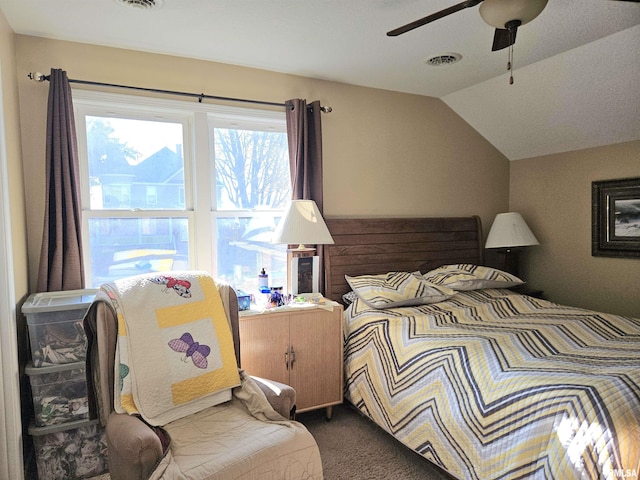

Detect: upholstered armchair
84,277,322,480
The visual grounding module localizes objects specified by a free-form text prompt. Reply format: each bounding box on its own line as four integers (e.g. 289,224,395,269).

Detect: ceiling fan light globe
479,0,548,28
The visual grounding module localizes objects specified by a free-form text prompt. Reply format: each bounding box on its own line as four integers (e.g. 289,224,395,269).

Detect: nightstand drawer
510,285,545,299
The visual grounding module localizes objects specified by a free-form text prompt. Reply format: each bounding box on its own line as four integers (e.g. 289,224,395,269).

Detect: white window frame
72,90,288,286
206,108,289,279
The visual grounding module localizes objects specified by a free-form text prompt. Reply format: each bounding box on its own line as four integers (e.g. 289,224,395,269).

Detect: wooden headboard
323,216,483,303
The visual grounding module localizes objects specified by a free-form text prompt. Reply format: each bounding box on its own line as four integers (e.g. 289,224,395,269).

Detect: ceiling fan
387,0,638,52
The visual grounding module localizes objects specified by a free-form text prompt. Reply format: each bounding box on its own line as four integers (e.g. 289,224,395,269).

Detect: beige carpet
298,403,452,480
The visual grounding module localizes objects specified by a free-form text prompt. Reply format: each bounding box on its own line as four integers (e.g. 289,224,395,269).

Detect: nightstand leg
325,406,333,421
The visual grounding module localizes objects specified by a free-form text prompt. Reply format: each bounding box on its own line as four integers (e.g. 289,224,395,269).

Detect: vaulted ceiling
1,0,639,160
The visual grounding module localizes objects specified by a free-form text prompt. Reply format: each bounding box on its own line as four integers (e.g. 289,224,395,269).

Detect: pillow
342,291,358,306
423,264,524,291
345,271,455,309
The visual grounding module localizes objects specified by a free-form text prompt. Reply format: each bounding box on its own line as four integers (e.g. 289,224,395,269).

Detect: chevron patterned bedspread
343,289,640,480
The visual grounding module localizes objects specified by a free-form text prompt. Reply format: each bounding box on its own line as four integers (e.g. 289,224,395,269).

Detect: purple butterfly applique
168,333,210,369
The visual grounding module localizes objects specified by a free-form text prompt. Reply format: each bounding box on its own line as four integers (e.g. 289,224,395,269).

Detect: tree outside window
212,127,291,293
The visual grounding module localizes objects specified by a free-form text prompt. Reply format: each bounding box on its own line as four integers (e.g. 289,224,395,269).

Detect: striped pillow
346,271,455,309
423,264,523,291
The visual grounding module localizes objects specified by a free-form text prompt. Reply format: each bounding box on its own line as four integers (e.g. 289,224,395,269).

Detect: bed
324,216,640,480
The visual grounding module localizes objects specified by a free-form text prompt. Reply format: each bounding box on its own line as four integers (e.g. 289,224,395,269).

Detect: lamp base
496,248,520,277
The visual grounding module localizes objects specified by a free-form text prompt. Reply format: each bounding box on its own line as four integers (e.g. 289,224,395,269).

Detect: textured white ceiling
1,0,639,160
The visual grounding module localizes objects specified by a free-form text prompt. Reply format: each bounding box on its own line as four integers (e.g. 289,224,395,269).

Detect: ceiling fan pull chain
508,38,514,85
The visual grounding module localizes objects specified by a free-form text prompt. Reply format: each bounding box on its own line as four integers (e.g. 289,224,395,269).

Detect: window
74,91,291,291
146,186,158,207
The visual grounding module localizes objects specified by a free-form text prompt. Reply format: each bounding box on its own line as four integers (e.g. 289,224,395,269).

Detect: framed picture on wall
592,177,640,258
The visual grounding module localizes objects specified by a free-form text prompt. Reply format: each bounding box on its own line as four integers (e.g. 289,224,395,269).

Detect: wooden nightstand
239,303,343,419
511,284,546,299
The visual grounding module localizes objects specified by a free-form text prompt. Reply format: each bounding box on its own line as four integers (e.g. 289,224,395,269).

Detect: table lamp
272,199,334,293
485,212,539,276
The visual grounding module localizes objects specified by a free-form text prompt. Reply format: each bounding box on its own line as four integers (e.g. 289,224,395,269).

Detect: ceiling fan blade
491,27,517,51
387,0,483,37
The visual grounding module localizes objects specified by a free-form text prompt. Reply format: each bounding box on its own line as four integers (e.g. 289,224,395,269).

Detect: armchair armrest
105,412,166,480
250,376,296,419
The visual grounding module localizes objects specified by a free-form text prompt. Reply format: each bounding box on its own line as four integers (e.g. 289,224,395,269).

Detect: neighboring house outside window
74,90,291,293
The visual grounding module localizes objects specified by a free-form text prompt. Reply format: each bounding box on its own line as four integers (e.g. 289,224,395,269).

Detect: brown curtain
37,69,85,292
285,99,326,293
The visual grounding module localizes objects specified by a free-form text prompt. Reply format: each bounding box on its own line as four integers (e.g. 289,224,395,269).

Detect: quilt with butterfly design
101,270,241,426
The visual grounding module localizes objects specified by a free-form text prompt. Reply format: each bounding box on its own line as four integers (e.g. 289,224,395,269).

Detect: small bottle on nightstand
258,268,269,293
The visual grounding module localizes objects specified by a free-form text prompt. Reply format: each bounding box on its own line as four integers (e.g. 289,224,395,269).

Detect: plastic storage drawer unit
29,419,108,480
22,289,97,366
25,361,89,427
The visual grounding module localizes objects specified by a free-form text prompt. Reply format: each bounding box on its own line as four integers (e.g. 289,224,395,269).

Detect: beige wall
511,140,640,317
15,35,510,291
1,7,29,480
1,11,28,299
1,2,30,371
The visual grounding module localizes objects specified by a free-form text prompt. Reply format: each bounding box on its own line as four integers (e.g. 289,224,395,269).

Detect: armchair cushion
148,371,321,480
103,374,305,480
150,401,320,480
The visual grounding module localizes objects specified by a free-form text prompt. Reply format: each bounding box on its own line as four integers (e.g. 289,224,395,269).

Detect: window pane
86,116,185,210
215,216,287,293
87,217,189,287
213,128,290,210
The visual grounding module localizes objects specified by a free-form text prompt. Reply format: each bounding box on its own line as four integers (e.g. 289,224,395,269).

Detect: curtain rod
27,72,333,113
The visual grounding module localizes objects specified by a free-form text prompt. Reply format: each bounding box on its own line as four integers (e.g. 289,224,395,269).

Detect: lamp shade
479,0,548,28
272,200,334,247
485,212,539,249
